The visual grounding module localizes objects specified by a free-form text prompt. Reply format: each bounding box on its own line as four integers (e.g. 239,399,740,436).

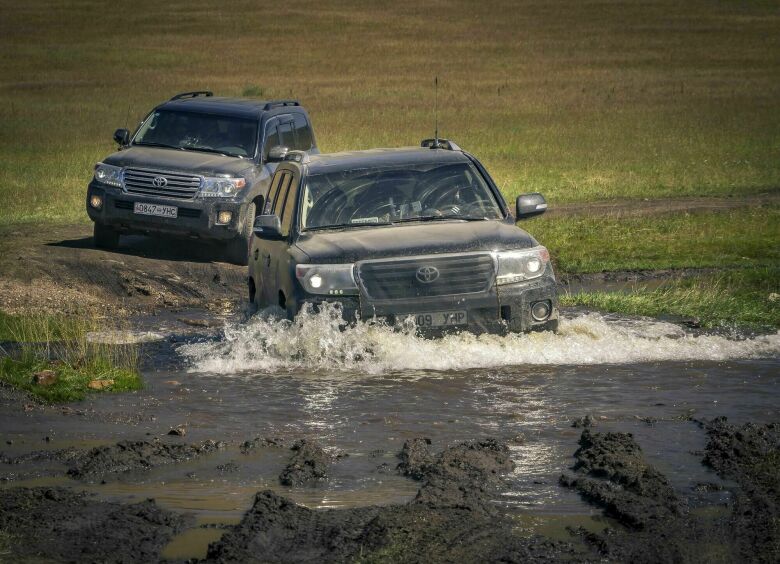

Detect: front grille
114,199,202,218
123,168,201,200
358,253,495,300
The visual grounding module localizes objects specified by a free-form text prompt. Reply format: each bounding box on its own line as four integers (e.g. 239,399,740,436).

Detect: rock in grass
87,379,114,390
32,370,57,386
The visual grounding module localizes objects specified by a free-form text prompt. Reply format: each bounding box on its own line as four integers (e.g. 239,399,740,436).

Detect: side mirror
266,146,289,163
113,128,130,146
253,215,283,239
516,193,548,220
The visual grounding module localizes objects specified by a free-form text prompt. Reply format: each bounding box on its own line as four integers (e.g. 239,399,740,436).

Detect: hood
295,219,538,263
103,146,255,177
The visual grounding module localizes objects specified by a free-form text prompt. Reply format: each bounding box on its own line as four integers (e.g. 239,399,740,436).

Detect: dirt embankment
0,224,245,317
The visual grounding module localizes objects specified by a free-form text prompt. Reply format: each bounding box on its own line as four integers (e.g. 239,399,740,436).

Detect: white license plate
412,310,468,327
133,202,178,218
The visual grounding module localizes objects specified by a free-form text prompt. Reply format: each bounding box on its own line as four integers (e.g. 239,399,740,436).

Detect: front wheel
223,203,255,265
93,222,119,250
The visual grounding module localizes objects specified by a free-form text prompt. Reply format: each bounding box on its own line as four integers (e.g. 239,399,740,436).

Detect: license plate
412,310,468,327
133,202,178,218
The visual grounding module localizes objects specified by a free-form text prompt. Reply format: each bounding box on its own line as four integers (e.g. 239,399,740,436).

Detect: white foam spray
179,304,780,375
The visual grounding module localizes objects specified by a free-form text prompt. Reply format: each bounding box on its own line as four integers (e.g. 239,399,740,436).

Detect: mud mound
561,430,681,528
560,430,706,562
411,437,515,510
396,436,432,479
205,438,587,563
703,417,780,563
0,487,191,563
279,439,336,486
67,438,225,479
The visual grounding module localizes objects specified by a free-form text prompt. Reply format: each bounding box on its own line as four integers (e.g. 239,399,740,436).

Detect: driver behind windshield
302,162,502,229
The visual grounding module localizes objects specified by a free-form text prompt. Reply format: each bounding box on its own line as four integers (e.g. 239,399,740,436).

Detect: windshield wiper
304,221,392,232
394,215,488,223
133,141,182,150
184,146,245,158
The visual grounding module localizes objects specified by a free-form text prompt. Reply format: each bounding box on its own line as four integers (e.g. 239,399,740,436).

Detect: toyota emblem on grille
415,266,440,284
152,176,168,188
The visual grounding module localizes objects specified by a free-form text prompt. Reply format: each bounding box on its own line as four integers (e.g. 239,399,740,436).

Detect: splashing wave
179,305,780,374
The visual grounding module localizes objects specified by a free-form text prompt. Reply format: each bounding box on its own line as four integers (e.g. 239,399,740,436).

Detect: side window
280,175,299,235
261,118,280,161
293,114,312,150
263,170,285,215
278,121,294,149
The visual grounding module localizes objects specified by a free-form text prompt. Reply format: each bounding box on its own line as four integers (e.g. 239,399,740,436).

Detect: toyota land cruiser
248,139,557,334
86,91,318,264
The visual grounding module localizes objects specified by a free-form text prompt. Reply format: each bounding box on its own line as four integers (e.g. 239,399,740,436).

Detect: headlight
494,246,550,285
295,264,358,295
200,176,247,198
93,163,122,187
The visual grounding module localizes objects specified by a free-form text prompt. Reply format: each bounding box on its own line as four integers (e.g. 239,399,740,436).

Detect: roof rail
284,150,309,164
170,91,213,101
262,100,300,111
421,138,461,151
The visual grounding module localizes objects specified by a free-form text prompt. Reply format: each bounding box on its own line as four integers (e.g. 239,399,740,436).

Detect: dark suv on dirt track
86,91,317,264
248,139,558,334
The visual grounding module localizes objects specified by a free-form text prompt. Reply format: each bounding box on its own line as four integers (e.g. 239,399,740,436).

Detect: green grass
1,0,779,225
0,312,141,403
528,207,780,273
561,268,780,329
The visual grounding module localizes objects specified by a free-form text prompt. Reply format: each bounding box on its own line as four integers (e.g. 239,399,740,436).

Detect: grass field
1,0,779,225
0,312,141,402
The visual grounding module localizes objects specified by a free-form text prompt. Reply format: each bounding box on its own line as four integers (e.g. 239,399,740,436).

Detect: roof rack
170,91,213,101
421,138,461,151
284,150,309,164
262,100,300,110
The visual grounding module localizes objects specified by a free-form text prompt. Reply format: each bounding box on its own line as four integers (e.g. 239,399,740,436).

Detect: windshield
133,110,258,158
301,162,503,230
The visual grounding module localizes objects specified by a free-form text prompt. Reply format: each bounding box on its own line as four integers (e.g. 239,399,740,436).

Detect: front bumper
86,182,248,241
298,268,558,335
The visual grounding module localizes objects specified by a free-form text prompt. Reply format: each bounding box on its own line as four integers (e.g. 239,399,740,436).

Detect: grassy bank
530,207,779,273
561,269,780,330
0,312,141,403
1,0,779,225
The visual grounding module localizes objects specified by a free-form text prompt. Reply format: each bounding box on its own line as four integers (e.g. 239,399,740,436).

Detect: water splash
179,304,780,374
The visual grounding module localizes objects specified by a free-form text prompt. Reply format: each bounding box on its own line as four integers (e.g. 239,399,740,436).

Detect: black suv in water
86,91,317,264
248,140,557,334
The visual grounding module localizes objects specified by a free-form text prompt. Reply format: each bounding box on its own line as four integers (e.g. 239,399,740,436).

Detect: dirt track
0,224,245,317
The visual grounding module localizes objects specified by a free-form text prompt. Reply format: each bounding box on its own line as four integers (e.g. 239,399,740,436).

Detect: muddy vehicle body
249,140,557,334
86,91,317,264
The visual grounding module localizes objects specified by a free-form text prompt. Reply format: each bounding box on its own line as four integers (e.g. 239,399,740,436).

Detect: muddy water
2,308,778,558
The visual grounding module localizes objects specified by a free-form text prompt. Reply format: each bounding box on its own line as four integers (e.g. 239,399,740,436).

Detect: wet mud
0,487,191,563
279,439,338,486
703,417,780,563
561,426,779,563
66,439,226,480
206,438,588,563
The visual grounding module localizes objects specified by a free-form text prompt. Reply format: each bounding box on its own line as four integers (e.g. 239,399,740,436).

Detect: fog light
217,211,232,225
89,195,103,209
531,300,551,322
309,274,323,289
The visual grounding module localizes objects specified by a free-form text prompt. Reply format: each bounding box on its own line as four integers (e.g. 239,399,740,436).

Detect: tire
223,203,255,266
93,222,120,250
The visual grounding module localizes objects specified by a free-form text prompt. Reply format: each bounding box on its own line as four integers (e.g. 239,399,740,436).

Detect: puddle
161,527,225,561
1,305,777,526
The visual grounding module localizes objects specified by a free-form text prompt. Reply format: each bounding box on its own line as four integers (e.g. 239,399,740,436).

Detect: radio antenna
434,76,439,148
